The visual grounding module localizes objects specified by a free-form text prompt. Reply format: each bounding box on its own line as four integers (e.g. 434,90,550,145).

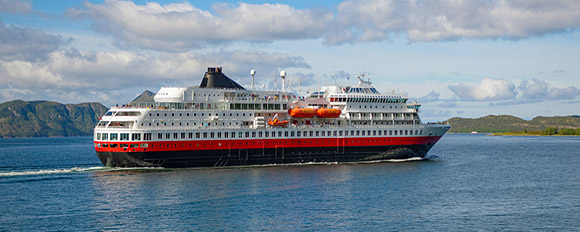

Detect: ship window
173,133,178,139
394,131,397,135
265,132,269,138
308,131,312,137
252,132,256,138
356,131,360,136
278,131,283,137
321,131,325,136
362,131,365,136
110,144,118,148
96,133,101,140
291,131,295,137
272,132,276,137
232,132,236,138
110,133,118,141
181,133,186,139
102,133,109,140
285,131,288,137
259,132,263,137
405,130,408,135
400,130,403,135
132,133,141,141
297,131,301,137
217,132,221,138
203,132,207,138
102,143,109,148
334,131,337,136
339,131,343,136
410,130,413,135
389,130,393,135
188,133,193,139
239,132,244,138
378,131,381,136
316,131,319,136
211,132,215,138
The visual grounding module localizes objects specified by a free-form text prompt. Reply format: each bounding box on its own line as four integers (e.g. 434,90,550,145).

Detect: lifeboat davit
268,118,289,127
316,107,341,118
288,107,316,118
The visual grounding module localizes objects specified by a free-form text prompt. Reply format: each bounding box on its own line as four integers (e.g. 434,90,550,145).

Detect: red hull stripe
94,136,443,153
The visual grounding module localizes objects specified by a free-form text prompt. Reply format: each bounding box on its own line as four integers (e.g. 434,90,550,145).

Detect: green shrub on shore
543,128,558,135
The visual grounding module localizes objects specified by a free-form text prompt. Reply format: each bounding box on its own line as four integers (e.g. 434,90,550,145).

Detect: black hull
97,144,435,168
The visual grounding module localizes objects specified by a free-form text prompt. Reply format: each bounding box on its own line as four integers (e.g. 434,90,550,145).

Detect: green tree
560,128,576,135
543,127,558,135
576,128,580,135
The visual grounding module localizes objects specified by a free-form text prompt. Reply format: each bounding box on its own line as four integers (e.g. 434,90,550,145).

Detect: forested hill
442,115,580,133
0,100,109,138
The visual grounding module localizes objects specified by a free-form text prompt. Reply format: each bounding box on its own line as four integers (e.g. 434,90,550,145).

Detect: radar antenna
356,72,372,85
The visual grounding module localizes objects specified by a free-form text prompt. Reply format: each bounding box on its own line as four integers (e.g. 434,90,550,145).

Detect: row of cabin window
96,129,425,141
141,121,251,127
230,103,287,110
349,112,415,118
349,105,403,109
150,112,254,117
330,97,407,103
96,132,152,141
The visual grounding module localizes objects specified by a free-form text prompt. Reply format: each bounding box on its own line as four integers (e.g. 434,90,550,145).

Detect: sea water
0,134,579,231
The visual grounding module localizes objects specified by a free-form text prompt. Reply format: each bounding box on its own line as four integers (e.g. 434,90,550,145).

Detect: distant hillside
442,115,580,133
0,100,109,138
131,90,155,103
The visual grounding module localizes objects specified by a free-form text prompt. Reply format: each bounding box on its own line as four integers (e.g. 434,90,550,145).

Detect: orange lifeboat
288,107,316,118
268,118,289,127
316,107,341,118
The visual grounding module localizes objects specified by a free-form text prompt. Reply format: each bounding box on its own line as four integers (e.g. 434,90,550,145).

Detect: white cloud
518,78,549,99
69,0,580,50
0,22,70,61
71,0,333,52
449,77,516,101
547,86,580,100
419,90,440,103
0,48,310,105
0,0,31,14
330,0,580,44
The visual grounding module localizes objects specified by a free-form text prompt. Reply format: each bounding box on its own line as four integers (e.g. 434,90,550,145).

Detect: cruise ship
93,67,450,168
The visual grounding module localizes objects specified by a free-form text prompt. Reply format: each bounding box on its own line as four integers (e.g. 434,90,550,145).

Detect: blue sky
1,0,579,121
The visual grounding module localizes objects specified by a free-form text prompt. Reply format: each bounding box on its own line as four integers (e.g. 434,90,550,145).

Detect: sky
1,0,579,121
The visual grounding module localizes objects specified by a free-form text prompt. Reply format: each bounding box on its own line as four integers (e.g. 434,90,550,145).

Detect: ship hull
96,140,440,168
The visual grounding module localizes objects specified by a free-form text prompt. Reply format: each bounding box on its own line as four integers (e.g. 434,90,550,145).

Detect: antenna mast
280,70,286,92
250,69,255,89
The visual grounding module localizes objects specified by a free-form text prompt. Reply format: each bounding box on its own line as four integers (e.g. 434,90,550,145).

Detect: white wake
0,166,106,177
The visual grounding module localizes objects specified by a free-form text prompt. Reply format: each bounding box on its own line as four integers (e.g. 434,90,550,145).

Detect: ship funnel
199,67,245,90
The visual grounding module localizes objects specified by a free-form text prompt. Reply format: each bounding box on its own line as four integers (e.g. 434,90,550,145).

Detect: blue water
1,134,579,231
